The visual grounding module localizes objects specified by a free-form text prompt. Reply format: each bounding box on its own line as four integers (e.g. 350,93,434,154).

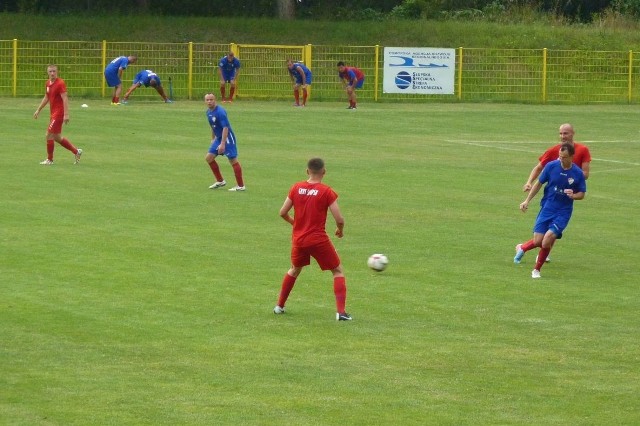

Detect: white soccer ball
81,104,88,108
367,254,388,272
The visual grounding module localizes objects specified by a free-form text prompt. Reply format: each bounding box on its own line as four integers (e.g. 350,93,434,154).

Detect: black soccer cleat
336,312,353,321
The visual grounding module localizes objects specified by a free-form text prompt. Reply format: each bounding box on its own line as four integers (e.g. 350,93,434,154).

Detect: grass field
1,97,639,425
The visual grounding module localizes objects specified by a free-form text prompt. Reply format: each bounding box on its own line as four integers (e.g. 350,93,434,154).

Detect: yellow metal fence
1,39,640,104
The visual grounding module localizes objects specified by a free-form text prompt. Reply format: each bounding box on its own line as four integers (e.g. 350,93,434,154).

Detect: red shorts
47,117,63,134
291,239,340,271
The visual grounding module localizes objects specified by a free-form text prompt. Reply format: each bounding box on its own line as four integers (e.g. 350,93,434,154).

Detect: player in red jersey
33,64,82,165
274,158,352,321
337,61,365,109
515,123,590,263
523,123,591,191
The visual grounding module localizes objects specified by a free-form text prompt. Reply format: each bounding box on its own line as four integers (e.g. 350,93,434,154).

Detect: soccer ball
367,254,388,272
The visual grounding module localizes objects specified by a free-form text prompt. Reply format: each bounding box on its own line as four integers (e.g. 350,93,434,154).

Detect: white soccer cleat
273,306,285,314
228,185,246,192
535,255,551,263
209,180,226,189
531,269,541,279
74,148,83,164
39,159,54,165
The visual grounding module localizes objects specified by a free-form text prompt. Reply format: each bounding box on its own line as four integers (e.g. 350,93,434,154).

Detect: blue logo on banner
395,71,411,89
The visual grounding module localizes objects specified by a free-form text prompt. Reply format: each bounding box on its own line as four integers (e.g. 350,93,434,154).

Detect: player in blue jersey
218,51,241,103
204,93,245,192
337,61,365,109
287,59,312,107
104,55,137,105
515,143,586,278
121,70,172,104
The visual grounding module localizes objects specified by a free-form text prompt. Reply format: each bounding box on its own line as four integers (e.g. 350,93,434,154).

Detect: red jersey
539,142,591,168
339,66,365,83
46,77,67,119
288,181,338,247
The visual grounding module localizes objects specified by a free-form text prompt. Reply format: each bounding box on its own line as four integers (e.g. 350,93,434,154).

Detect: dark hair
560,142,575,156
307,157,325,172
337,61,345,67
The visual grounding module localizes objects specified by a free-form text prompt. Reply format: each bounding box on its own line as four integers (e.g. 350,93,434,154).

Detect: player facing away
337,61,365,110
204,93,245,191
514,143,586,278
287,59,312,107
33,64,82,165
104,55,137,105
274,158,352,321
218,51,241,103
122,70,172,103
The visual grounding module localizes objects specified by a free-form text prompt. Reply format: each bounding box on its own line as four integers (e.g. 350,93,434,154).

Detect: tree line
2,0,639,22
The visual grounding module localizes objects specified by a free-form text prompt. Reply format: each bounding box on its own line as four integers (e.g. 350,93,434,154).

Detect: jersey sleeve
538,145,559,165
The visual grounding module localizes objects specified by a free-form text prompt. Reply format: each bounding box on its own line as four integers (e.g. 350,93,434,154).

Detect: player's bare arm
523,162,544,191
520,181,542,212
329,201,345,238
581,162,591,179
279,198,294,225
33,96,49,119
61,91,70,123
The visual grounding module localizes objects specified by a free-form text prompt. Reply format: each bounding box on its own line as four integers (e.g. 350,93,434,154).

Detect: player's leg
154,85,170,102
315,242,350,320
275,248,308,313
220,77,227,102
293,82,301,106
301,83,308,106
230,78,237,102
205,148,225,188
225,143,244,190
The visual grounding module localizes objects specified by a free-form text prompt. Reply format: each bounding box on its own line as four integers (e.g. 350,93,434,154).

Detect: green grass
2,13,640,50
1,98,639,424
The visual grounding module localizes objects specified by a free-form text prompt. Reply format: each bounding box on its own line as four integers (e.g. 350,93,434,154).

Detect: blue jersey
289,62,312,84
133,70,161,87
105,56,130,74
539,160,586,214
206,105,238,158
219,56,241,76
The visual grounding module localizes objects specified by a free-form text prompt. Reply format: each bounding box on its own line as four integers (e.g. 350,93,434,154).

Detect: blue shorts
208,138,238,160
533,208,572,239
350,78,364,89
221,71,237,83
294,74,312,85
104,69,121,87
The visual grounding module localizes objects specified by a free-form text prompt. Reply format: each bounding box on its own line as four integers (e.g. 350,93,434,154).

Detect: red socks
59,138,77,153
293,89,300,105
220,86,226,100
302,88,308,105
232,162,244,187
229,87,235,100
333,276,347,313
278,274,297,308
208,160,223,182
535,247,551,270
46,140,54,160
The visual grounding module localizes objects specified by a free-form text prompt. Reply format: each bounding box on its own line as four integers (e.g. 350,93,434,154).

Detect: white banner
383,47,456,95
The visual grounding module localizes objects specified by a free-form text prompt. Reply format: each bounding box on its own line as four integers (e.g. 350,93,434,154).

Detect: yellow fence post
188,41,193,100
457,47,463,101
101,40,107,98
628,50,633,104
304,44,312,99
542,48,547,104
12,39,17,97
374,45,379,102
